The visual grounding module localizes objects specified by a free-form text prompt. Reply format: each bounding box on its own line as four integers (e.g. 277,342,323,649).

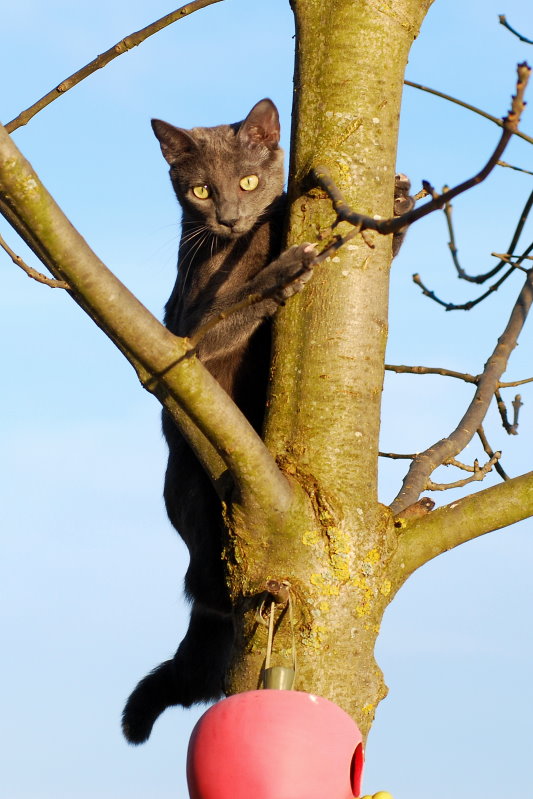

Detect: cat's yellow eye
192,185,211,199
239,174,259,191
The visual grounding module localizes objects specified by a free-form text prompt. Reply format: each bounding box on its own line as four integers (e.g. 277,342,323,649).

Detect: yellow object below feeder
360,793,394,799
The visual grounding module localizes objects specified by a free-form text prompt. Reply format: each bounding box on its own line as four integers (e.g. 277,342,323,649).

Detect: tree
1,1,532,797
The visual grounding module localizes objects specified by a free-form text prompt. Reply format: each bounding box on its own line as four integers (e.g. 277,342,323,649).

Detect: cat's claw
394,173,415,216
392,173,415,255
268,242,317,301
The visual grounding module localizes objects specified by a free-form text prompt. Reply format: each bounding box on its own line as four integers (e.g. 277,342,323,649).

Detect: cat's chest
181,231,271,323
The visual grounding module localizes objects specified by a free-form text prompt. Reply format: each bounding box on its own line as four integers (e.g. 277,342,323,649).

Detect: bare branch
444,457,482,473
439,188,533,286
499,376,533,387
478,424,509,481
425,453,500,491
404,79,533,146
499,14,533,45
6,0,223,133
390,267,533,515
0,232,69,288
389,471,533,580
385,363,478,383
412,264,519,311
386,362,533,390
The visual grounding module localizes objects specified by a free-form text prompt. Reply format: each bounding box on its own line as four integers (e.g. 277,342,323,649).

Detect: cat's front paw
392,173,415,256
263,242,317,302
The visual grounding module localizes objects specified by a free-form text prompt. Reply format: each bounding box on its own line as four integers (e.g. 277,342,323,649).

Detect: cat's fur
122,99,414,744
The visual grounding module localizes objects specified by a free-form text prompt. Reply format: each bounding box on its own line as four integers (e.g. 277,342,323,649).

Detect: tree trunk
226,0,434,738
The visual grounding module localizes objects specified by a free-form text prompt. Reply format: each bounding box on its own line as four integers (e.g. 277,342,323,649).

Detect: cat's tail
122,606,234,744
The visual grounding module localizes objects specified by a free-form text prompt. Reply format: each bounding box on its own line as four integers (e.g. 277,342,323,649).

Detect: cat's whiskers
180,224,210,246
209,231,220,263
182,229,211,265
178,230,211,300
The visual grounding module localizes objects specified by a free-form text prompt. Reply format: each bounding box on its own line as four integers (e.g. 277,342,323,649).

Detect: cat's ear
238,98,280,149
151,119,198,165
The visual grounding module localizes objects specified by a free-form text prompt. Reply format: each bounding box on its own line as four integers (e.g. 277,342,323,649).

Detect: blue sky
1,1,532,797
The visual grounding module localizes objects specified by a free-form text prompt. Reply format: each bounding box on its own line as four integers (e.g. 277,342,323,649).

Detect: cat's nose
217,214,238,229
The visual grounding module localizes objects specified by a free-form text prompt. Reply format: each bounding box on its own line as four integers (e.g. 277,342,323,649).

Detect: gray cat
122,99,413,743
122,99,315,744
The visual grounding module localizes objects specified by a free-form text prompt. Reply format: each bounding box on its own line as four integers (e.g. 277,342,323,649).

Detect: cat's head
151,99,284,239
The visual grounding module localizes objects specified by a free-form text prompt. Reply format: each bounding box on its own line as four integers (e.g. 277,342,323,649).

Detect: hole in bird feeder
350,742,365,797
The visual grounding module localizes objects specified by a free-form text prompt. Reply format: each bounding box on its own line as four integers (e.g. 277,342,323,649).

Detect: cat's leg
392,173,415,256
122,604,233,744
195,243,317,362
161,413,231,610
121,419,234,744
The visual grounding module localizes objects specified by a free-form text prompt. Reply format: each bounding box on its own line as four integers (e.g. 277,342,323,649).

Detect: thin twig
413,187,430,202
385,363,533,389
495,389,517,434
499,15,533,45
443,190,462,279
412,264,517,311
403,79,533,146
513,394,523,429
433,186,533,288
444,457,481,473
500,376,533,387
188,261,315,349
493,251,533,264
6,0,223,133
0,232,69,288
413,237,533,310
385,363,478,383
497,160,533,177
379,451,417,459
189,291,269,349
425,453,501,491
478,425,509,481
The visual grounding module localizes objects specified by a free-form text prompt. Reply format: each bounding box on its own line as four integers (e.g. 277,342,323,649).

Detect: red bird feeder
186,690,364,799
